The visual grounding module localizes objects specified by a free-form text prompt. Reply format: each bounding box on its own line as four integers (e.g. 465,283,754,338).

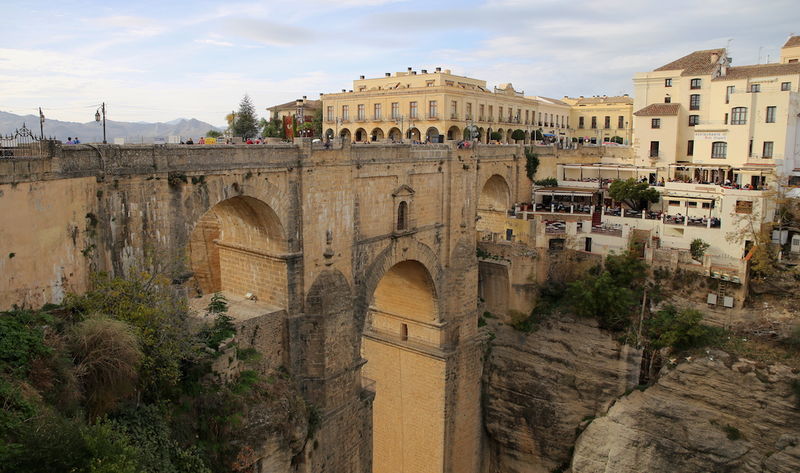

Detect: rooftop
783,36,800,49
563,95,633,106
633,103,681,116
654,48,726,76
714,62,800,80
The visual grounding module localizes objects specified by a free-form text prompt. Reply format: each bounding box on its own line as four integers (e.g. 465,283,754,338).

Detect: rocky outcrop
482,316,642,473
572,350,800,473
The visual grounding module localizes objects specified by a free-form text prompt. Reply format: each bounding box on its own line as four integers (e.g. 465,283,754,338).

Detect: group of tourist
65,137,80,144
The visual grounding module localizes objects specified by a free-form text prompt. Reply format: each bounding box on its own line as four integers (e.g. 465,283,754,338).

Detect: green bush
534,177,558,187
646,305,719,351
690,239,710,262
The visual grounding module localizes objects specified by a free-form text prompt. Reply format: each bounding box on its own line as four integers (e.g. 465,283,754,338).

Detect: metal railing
1,123,48,159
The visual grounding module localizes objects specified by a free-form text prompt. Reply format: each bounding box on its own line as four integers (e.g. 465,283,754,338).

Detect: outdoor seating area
544,220,566,233
591,223,622,237
664,214,721,227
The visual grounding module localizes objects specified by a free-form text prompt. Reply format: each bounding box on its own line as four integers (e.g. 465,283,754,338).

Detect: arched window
731,107,747,125
397,201,408,230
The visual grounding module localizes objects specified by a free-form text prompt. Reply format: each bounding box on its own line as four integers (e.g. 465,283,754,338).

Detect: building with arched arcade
320,68,572,145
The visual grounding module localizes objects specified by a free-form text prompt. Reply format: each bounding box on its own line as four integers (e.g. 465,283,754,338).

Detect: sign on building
695,131,728,141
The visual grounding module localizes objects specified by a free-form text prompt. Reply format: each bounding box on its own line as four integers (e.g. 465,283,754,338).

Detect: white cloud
195,38,236,47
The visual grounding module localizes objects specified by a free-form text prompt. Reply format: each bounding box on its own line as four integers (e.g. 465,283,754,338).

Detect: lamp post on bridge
39,108,45,140
94,102,107,144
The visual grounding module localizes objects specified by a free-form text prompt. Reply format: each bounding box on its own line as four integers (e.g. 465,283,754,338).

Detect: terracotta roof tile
566,96,633,106
714,63,800,80
654,48,726,76
633,103,681,117
267,99,321,112
783,36,800,48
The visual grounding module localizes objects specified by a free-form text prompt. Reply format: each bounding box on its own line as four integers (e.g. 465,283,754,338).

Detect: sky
1,0,799,127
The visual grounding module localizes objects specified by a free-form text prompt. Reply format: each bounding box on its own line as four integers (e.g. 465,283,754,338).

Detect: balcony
538,122,543,126
478,116,485,121
451,114,459,120
373,116,383,121
427,115,439,120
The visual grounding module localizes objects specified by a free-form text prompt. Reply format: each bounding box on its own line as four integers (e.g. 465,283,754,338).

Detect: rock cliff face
571,350,800,473
482,316,642,472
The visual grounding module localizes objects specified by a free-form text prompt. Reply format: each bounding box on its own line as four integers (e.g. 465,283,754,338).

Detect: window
391,102,399,119
690,78,701,89
508,108,513,121
466,103,473,119
649,141,659,158
668,200,680,206
578,117,585,128
604,116,611,129
664,96,672,103
326,106,334,121
489,106,494,120
401,323,408,341
499,107,503,121
428,100,437,118
763,141,774,158
749,83,761,93
689,94,700,110
735,201,753,214
538,112,541,125
342,105,349,121
525,109,529,124
711,141,727,158
397,201,408,230
687,201,697,208
701,202,713,209
781,81,791,91
479,104,485,120
726,85,734,104
730,107,747,125
665,78,672,87
374,103,382,120
765,106,776,123
409,101,418,119
689,115,699,126
451,100,458,119
651,118,661,128
749,139,753,157
618,116,624,129
724,112,729,125
591,116,597,129
687,140,694,156
357,104,365,120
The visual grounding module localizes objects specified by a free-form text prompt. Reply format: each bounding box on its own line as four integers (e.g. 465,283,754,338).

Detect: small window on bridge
397,201,408,230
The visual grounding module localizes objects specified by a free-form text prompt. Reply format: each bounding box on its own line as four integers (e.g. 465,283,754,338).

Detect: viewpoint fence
0,123,51,159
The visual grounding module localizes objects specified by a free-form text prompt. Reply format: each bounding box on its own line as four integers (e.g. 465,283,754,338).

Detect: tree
260,117,284,139
511,129,525,141
524,147,539,181
690,239,710,262
608,178,660,211
205,130,222,139
231,95,259,140
310,108,322,137
490,131,502,141
646,305,715,350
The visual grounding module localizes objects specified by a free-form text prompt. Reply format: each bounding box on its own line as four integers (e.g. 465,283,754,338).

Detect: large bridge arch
188,195,289,306
479,174,511,212
358,240,447,473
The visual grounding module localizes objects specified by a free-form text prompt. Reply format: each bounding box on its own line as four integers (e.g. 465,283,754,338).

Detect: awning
664,193,716,202
560,164,657,172
534,187,596,196
543,133,556,136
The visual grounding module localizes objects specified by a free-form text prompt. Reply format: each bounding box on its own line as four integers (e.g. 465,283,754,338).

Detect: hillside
0,111,222,144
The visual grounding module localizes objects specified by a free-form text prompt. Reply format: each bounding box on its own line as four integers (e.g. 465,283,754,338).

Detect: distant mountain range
0,111,223,143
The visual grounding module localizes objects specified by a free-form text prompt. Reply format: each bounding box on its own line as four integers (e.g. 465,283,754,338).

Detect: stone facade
0,139,534,473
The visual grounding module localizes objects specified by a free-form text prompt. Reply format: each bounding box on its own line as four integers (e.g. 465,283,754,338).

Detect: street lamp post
395,115,404,143
39,107,45,140
95,102,107,144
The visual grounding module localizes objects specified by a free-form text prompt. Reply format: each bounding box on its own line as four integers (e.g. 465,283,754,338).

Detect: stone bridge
0,140,533,473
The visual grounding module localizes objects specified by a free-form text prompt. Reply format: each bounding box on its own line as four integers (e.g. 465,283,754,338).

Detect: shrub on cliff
646,305,719,351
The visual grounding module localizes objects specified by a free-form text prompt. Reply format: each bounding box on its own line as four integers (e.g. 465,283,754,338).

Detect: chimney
711,52,719,63
342,89,346,92
359,75,365,79
302,95,307,100
407,67,412,71
385,72,391,77
421,69,427,73
436,67,442,72
412,71,417,75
